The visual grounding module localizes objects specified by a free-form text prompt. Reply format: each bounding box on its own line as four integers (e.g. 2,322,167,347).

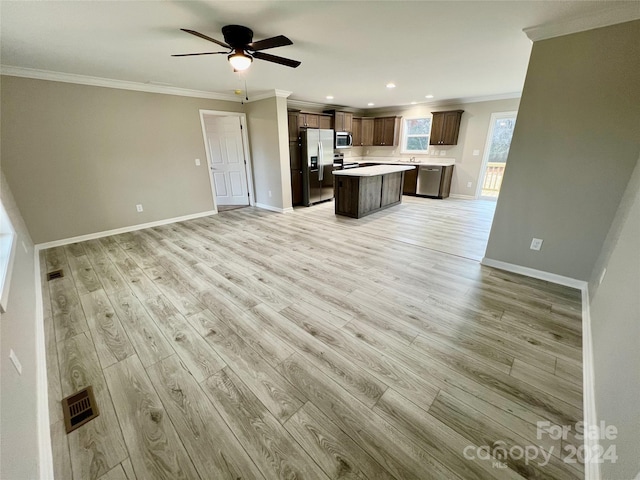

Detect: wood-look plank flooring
42,196,584,479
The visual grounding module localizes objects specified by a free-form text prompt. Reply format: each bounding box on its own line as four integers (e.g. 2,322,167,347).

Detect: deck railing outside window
481,162,506,197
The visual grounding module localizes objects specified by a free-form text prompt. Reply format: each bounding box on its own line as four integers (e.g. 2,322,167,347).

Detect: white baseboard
449,194,476,200
35,210,217,250
480,257,587,290
580,286,601,480
255,203,294,214
34,251,54,480
482,257,600,479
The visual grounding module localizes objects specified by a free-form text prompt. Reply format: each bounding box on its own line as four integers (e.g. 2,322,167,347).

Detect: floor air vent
62,386,100,434
47,269,64,281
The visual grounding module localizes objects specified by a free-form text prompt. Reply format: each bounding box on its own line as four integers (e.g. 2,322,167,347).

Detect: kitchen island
333,165,415,218
351,158,455,198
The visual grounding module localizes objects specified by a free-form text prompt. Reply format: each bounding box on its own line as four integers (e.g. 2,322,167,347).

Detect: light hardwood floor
42,197,584,480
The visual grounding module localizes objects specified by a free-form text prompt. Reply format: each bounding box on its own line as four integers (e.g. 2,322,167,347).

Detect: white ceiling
1,1,637,109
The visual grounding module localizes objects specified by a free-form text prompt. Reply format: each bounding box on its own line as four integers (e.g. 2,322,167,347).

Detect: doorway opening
199,110,254,210
477,111,517,199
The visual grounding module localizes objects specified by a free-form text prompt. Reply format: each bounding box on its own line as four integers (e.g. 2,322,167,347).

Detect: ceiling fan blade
253,51,301,68
180,28,230,49
248,35,293,52
171,52,228,57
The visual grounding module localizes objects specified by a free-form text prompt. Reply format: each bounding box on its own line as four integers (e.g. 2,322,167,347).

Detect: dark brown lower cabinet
403,167,418,195
291,170,303,206
335,171,405,218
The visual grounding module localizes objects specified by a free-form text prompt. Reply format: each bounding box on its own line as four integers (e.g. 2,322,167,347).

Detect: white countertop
333,165,416,177
348,157,456,167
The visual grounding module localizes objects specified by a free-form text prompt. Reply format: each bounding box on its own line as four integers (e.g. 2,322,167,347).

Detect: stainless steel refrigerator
301,128,335,206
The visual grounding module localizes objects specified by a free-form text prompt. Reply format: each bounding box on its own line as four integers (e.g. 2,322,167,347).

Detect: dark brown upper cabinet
324,110,353,133
361,118,375,146
373,116,401,146
319,115,332,129
430,110,464,145
352,117,362,146
298,112,319,129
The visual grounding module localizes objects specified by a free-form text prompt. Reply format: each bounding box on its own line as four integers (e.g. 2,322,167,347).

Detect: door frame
199,109,255,211
475,111,517,199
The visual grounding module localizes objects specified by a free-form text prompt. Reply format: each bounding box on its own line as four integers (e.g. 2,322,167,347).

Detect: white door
204,115,249,206
478,111,517,199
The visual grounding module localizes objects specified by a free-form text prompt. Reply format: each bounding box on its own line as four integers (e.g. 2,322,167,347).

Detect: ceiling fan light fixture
228,50,253,71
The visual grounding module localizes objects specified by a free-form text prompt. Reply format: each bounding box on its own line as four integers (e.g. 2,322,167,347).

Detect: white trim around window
400,116,432,154
0,201,18,313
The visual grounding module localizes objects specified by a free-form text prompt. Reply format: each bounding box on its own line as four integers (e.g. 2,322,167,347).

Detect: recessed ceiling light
386,83,396,89
326,95,334,100
410,101,417,105
425,94,434,99
368,102,375,106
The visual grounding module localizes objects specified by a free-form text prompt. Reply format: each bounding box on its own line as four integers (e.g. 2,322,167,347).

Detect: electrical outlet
473,149,480,156
195,158,201,166
268,190,272,198
467,182,473,188
530,238,543,251
9,349,22,375
599,268,607,285
440,151,446,156
136,204,143,213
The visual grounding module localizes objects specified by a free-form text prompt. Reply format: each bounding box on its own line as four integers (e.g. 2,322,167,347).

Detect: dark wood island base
333,165,416,218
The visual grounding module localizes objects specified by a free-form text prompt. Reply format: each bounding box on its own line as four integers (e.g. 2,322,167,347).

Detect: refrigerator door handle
318,142,324,181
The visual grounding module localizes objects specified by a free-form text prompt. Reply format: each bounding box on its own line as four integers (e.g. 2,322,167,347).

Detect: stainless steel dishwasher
416,166,442,196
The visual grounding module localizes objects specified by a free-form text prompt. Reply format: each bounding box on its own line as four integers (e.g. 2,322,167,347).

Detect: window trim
0,201,17,314
400,116,432,154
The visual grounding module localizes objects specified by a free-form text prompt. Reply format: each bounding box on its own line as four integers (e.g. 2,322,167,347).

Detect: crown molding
287,98,330,110
287,97,364,114
524,3,640,42
274,89,292,98
367,91,521,115
0,65,241,102
434,91,522,107
290,91,520,114
244,89,292,103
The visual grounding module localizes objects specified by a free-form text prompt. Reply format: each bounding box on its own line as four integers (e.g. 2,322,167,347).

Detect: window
0,201,17,313
401,117,431,154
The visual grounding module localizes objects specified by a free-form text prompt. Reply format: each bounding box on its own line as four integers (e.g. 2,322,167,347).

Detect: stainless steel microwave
335,131,353,149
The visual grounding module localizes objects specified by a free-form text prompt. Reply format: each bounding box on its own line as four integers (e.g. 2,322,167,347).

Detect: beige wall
484,21,640,280
589,155,640,479
1,76,243,244
351,97,521,197
0,172,39,479
245,95,292,211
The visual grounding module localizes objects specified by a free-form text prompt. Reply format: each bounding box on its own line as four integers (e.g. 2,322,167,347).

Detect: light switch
195,158,201,166
473,149,480,156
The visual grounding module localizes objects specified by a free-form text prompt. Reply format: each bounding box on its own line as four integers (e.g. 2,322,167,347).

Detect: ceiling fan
173,25,301,71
